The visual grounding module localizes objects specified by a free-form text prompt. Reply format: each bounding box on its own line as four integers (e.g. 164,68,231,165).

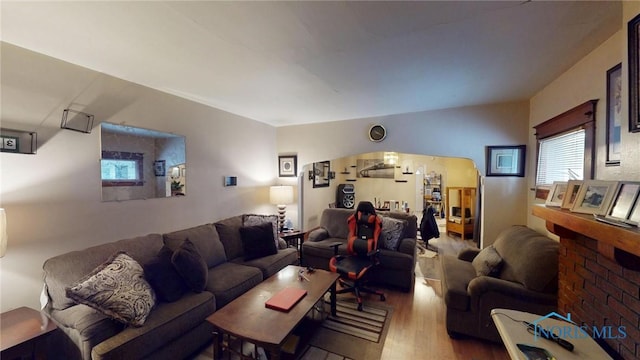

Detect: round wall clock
368,124,386,142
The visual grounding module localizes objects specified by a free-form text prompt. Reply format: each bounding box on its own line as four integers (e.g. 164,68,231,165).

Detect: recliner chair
329,201,386,311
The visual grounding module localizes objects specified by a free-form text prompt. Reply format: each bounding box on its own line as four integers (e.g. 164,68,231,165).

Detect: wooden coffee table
206,265,340,360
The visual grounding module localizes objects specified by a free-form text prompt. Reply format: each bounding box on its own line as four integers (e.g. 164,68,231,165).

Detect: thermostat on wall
368,124,386,142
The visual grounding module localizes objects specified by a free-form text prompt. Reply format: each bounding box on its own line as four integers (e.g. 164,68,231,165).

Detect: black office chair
329,201,385,311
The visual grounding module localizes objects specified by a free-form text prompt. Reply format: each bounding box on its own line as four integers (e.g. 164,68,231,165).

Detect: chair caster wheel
357,303,363,311
380,294,386,301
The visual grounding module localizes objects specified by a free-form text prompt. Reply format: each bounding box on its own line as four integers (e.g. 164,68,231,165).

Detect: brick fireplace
533,205,640,359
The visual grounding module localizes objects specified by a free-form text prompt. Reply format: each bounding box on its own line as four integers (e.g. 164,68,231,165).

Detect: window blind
536,129,585,186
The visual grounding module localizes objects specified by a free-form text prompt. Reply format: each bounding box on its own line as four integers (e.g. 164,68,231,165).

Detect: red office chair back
347,201,382,257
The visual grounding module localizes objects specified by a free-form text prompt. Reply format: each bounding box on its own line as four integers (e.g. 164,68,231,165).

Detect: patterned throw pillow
380,216,407,250
243,214,280,249
66,252,156,327
471,245,503,277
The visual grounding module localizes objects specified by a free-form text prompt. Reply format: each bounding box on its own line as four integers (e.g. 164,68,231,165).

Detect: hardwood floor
196,229,510,360
379,233,509,360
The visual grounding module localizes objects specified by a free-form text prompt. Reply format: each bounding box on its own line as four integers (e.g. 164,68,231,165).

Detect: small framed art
561,180,583,209
607,181,640,221
571,180,619,215
545,181,568,207
153,160,166,176
278,155,297,177
486,145,526,177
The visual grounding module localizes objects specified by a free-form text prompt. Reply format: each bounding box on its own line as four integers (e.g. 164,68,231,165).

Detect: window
536,129,585,185
533,100,597,198
101,151,144,186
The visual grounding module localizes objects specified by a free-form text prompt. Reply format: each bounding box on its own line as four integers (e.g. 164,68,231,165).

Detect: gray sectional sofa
301,208,418,292
42,214,298,360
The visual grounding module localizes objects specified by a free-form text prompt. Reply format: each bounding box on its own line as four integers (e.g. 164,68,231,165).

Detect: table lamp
270,186,293,232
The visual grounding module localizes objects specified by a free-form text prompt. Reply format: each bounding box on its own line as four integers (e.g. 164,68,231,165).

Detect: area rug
301,296,393,360
194,297,393,360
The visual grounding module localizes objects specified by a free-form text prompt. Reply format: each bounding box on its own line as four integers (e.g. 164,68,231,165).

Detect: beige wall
277,101,531,247
0,44,279,312
528,3,640,234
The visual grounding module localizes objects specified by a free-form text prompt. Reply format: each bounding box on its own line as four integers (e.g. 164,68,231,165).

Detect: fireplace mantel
532,204,640,263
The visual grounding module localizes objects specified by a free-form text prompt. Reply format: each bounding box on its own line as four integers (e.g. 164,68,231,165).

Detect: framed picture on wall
153,160,165,176
628,13,640,133
278,155,297,177
486,145,526,177
606,63,622,166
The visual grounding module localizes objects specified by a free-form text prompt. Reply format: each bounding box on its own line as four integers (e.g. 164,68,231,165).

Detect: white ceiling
0,1,621,127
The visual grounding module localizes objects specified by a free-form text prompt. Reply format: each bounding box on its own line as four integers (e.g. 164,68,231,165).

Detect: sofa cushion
232,247,298,278
239,222,278,260
172,239,208,293
43,233,164,311
163,224,227,268
91,291,215,360
319,209,353,239
471,245,503,277
215,216,245,260
493,225,559,292
441,254,476,311
380,216,406,250
144,246,188,302
66,252,157,327
205,262,263,309
243,214,280,249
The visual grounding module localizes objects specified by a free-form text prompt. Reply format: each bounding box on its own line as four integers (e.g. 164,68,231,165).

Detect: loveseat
42,214,298,360
441,225,559,342
301,208,418,292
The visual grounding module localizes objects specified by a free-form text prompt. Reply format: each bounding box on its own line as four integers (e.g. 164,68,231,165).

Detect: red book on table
265,288,307,312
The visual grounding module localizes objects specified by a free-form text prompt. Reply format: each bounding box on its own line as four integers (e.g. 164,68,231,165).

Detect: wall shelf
0,128,37,154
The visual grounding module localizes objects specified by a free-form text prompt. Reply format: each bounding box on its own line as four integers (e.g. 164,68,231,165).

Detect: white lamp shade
0,209,7,257
270,185,294,205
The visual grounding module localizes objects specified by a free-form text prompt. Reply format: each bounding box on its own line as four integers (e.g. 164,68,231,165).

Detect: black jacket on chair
420,206,440,243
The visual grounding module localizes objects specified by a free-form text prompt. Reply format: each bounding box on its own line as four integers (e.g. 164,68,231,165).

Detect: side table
1,307,57,360
491,308,612,360
279,230,306,265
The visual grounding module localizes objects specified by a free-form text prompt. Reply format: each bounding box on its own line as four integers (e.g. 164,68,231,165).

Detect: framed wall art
486,145,526,177
628,13,640,133
571,180,619,215
606,63,622,165
278,155,297,177
311,161,330,188
153,160,166,177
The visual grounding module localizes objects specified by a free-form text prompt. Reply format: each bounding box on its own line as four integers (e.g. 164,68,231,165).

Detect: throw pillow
471,245,503,277
243,214,280,249
144,246,188,303
172,239,208,293
380,216,407,250
239,222,278,261
66,252,156,327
